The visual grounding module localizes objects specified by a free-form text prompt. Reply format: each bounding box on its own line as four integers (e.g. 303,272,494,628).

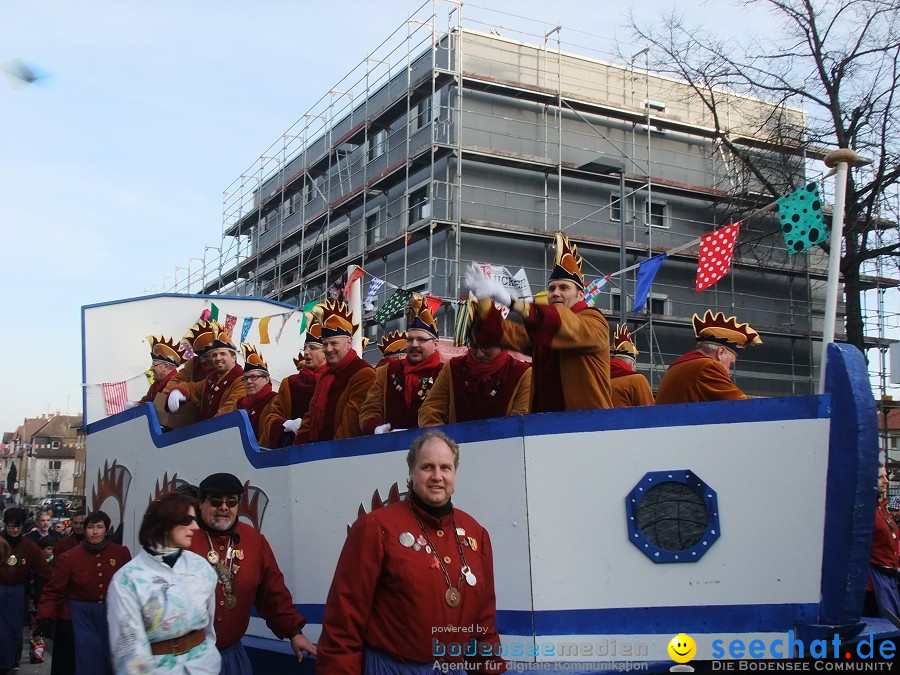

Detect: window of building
49,460,61,470
261,208,278,233
612,292,668,315
408,186,432,224
645,201,668,228
367,129,388,163
285,192,299,217
366,210,384,247
609,194,621,222
47,481,60,493
410,95,434,132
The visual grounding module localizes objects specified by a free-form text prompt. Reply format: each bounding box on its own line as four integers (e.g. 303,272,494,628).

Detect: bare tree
629,0,899,352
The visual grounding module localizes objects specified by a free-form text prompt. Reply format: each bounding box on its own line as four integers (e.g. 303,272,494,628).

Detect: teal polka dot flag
776,182,828,254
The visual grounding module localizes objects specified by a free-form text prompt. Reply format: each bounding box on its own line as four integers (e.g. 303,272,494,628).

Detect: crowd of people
0,432,507,674
137,232,764,449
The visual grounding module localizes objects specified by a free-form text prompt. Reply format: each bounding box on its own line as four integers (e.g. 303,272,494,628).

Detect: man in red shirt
187,473,315,675
864,466,899,617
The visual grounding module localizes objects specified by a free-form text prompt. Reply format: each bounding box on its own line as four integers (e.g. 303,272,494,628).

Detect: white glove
167,390,186,413
374,423,392,435
464,263,512,306
123,401,135,410
283,418,302,434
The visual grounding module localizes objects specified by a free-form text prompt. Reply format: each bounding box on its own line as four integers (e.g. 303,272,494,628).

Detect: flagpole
347,264,363,354
818,148,861,394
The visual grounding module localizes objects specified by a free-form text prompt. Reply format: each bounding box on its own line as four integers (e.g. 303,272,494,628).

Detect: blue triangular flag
633,254,667,311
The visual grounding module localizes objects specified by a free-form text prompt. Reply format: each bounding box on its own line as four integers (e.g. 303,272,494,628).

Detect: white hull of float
82,295,881,664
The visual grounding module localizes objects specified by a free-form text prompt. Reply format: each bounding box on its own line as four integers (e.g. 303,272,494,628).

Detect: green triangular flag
776,182,827,254
209,302,220,321
374,288,413,325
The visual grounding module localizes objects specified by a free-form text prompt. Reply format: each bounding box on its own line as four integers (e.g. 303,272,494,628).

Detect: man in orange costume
260,321,327,447
655,310,761,404
360,294,443,435
466,232,611,412
293,300,375,443
609,325,654,407
136,336,185,405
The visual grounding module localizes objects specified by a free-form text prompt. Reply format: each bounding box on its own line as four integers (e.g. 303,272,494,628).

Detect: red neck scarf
609,358,636,378
308,349,359,440
402,351,442,405
298,363,327,386
238,382,273,410
464,350,509,394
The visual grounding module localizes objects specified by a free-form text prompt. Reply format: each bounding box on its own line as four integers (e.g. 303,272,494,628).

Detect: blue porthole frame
626,469,720,563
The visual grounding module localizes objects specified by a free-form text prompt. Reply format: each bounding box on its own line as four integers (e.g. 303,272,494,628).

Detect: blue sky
1,1,893,434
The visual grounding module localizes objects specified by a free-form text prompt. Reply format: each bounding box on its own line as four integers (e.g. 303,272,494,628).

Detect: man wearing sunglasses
188,473,316,674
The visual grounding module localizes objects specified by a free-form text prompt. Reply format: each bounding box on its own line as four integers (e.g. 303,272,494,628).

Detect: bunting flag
298,313,308,336
275,312,293,344
633,254,667,311
695,223,740,292
347,266,365,289
454,296,475,346
328,274,346,301
776,182,827,254
364,277,385,311
209,303,220,322
223,314,238,338
374,288,414,325
181,341,196,360
424,294,443,316
259,315,273,344
240,317,253,342
144,369,155,384
584,276,609,306
102,381,129,416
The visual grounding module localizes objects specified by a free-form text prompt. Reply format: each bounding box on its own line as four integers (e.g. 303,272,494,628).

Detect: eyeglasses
406,336,435,344
207,496,239,508
242,374,267,382
179,515,199,526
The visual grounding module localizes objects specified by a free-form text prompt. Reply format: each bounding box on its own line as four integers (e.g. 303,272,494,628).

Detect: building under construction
200,2,889,398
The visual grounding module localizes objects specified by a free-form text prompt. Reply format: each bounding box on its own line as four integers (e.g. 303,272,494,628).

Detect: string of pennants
191,181,827,347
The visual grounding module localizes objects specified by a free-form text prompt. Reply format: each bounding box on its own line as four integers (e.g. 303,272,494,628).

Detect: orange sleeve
215,379,247,416
697,361,748,401
507,367,532,415
335,368,376,439
358,366,389,434
260,379,292,446
417,363,453,427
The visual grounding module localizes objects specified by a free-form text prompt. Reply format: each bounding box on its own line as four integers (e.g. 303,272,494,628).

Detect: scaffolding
158,0,898,402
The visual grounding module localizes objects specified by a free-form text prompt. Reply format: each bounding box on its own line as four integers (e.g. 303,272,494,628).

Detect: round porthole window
625,470,720,563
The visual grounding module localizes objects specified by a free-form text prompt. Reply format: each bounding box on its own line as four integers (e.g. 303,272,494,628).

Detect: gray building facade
204,4,836,397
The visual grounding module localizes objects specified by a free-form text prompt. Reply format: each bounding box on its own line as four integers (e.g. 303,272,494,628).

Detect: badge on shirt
110,559,117,567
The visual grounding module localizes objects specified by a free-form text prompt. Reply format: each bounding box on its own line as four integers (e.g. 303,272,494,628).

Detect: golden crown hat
692,310,762,353
183,320,217,355
315,299,357,339
548,232,585,289
378,330,408,357
406,293,439,339
293,321,325,369
241,344,269,374
209,322,238,352
610,324,639,358
147,335,185,367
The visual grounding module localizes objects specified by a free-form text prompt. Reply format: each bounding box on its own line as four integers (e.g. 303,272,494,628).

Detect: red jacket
187,522,305,649
0,534,51,588
317,498,506,673
36,542,132,621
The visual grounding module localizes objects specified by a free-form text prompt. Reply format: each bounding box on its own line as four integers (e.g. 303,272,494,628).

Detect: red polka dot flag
695,222,741,291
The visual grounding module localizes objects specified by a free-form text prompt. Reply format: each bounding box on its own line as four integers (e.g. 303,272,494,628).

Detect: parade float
80,286,890,672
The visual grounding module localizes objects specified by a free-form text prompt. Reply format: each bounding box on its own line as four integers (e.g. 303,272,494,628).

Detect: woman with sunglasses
34,511,131,675
107,493,220,674
1,507,52,675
